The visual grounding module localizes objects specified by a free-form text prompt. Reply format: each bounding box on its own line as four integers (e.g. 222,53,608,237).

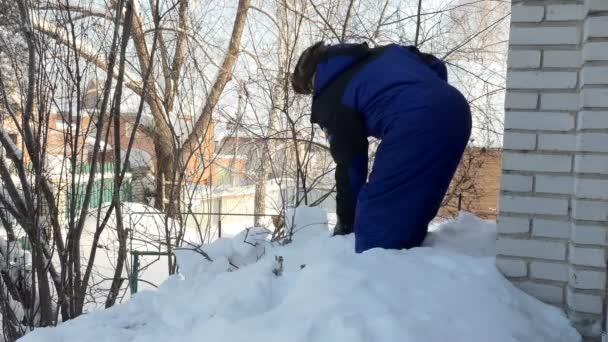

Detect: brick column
497,0,608,340
568,0,608,336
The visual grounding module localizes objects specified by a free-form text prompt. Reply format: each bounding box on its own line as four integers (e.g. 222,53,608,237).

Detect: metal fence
66,176,132,218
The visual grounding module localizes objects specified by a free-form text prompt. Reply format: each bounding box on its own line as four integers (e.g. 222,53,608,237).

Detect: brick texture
502,152,572,173
508,50,541,69
543,51,580,68
540,93,579,111
510,26,580,45
546,4,584,21
532,218,571,239
531,261,569,282
500,2,608,338
501,174,533,192
578,111,608,129
496,257,528,277
575,155,608,174
506,71,578,89
505,92,538,109
504,112,575,130
497,237,567,260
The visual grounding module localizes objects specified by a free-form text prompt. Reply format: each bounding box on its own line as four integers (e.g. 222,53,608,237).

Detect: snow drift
20,209,580,342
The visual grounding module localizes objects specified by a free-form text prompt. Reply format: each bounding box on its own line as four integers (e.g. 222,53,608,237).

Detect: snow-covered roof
121,148,153,169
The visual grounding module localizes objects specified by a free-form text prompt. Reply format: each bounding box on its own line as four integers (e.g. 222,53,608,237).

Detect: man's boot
333,221,353,236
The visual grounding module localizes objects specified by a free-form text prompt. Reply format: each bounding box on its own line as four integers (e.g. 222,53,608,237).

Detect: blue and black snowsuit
311,43,471,253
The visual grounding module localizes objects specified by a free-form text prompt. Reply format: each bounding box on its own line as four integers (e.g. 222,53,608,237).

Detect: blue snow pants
354,86,471,253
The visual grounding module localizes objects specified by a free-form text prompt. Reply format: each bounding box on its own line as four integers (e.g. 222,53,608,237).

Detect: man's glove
333,221,353,236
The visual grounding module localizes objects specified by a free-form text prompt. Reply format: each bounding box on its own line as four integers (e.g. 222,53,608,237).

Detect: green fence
74,162,116,175
66,174,133,218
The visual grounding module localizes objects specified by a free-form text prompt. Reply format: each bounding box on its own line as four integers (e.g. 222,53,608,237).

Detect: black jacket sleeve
309,43,371,227
320,102,368,227
330,133,368,227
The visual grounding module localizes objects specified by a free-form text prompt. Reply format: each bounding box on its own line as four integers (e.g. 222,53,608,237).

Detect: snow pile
21,209,580,342
424,212,497,257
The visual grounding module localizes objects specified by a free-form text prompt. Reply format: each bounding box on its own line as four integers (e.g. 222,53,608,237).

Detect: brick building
497,1,608,340
440,147,502,219
81,83,216,185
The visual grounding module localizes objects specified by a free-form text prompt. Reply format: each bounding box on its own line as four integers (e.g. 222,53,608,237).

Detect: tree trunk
105,0,132,308
153,130,175,210
254,160,266,226
178,0,251,161
253,0,285,225
33,238,53,326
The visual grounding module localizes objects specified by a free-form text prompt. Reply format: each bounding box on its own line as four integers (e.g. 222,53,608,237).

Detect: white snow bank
21,210,580,342
424,212,497,257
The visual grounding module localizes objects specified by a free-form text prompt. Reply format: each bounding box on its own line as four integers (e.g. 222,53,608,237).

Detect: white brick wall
587,0,608,12
581,67,608,85
496,257,528,277
581,89,608,108
508,50,541,69
577,133,608,152
546,4,585,21
500,195,569,215
516,281,564,304
500,1,608,336
567,289,603,314
506,71,578,89
570,245,606,267
538,133,577,151
572,199,608,221
540,93,579,111
584,16,608,39
575,178,608,200
511,5,544,23
535,175,573,194
504,112,574,130
505,92,538,109
571,224,606,245
500,174,533,192
583,42,608,62
543,51,580,68
531,261,569,282
502,152,572,172
533,218,571,239
578,111,608,129
510,26,580,45
497,215,530,233
575,155,608,174
570,268,606,290
497,238,567,260
503,132,536,150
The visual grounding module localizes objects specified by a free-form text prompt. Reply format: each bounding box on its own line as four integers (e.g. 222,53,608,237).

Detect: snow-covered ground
20,209,580,342
79,202,180,306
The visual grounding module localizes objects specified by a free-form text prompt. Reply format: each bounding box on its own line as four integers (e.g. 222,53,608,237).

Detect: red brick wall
439,148,501,219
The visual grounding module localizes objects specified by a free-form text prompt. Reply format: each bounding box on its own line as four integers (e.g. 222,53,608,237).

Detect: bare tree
34,0,252,215
0,0,152,338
